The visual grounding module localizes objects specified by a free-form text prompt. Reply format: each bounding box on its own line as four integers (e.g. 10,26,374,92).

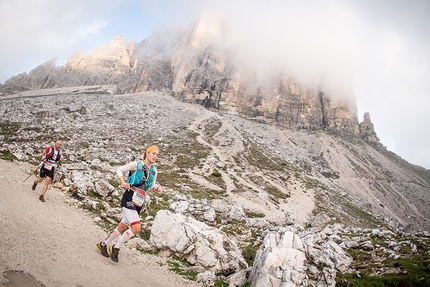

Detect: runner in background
32,140,62,202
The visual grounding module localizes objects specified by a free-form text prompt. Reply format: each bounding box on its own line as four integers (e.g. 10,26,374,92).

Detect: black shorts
39,165,55,179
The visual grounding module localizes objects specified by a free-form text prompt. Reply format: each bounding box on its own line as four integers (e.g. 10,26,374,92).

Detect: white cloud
352,5,430,169
0,0,127,79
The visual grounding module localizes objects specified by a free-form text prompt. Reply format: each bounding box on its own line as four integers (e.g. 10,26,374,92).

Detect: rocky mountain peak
191,12,234,48
1,15,374,142
193,13,220,46
108,35,128,47
359,112,380,146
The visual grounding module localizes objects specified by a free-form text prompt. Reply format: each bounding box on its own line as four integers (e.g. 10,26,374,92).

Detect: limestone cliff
359,112,381,147
0,17,377,143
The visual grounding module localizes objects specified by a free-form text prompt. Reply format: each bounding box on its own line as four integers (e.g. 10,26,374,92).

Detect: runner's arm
116,161,138,188
41,147,50,162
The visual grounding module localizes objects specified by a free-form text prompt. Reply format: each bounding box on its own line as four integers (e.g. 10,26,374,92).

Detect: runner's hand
122,182,131,190
152,184,162,193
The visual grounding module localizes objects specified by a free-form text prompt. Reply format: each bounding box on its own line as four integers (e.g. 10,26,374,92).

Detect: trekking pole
23,162,43,182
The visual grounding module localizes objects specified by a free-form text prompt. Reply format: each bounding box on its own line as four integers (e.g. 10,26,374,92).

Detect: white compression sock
102,228,121,245
114,228,135,249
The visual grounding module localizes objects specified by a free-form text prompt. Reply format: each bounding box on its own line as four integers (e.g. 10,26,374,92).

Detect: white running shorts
120,207,140,226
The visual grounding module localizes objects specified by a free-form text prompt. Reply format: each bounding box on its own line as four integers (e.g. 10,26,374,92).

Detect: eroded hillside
1,87,429,233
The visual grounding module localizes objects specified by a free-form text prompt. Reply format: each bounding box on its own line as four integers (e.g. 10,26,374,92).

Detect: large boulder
248,231,308,287
150,210,248,276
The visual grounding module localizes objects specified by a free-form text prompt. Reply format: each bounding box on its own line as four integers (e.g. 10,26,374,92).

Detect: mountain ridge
1,19,374,145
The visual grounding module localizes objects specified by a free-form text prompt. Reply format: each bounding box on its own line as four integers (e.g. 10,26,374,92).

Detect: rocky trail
0,159,203,287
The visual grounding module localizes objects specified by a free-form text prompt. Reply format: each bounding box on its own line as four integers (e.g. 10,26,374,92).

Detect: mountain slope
1,87,429,232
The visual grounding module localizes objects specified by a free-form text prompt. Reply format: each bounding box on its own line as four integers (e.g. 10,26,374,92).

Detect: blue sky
1,0,429,170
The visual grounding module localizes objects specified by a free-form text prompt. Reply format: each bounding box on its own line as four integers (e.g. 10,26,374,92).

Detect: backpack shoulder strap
150,165,156,173
136,160,143,171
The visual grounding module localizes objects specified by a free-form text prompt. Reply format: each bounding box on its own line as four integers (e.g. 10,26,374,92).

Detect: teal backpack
127,160,156,189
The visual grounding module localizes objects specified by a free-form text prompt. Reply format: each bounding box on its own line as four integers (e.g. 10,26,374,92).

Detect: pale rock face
193,13,226,48
249,229,354,287
0,16,374,141
150,210,248,276
359,112,380,146
167,16,362,139
249,231,309,287
65,51,87,69
74,36,135,72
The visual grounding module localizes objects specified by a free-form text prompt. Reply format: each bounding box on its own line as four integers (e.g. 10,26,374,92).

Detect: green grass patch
212,280,228,287
338,235,430,287
337,266,429,287
211,170,222,177
206,170,227,190
242,243,260,267
241,144,287,172
0,121,21,143
245,211,265,218
165,260,198,281
139,228,152,242
266,185,289,200
162,131,211,170
146,193,170,217
0,150,17,161
303,176,328,190
108,179,121,188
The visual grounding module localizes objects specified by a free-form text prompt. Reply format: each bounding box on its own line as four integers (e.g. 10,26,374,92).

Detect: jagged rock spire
359,112,381,146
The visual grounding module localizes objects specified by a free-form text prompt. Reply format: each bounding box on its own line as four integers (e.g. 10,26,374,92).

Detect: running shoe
109,246,120,262
96,242,110,258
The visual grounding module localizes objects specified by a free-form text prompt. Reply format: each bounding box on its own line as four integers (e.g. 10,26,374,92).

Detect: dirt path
0,159,202,287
